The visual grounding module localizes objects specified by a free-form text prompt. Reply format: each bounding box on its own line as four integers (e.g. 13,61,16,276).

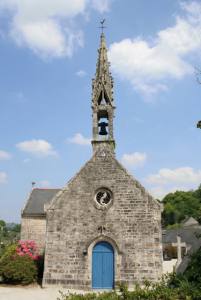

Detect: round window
94,188,112,209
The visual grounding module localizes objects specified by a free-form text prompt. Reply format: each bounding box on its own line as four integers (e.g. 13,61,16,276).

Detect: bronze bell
98,121,108,135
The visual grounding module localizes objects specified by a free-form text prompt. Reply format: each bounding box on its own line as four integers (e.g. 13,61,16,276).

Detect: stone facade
21,216,46,253
43,144,163,289
21,31,163,290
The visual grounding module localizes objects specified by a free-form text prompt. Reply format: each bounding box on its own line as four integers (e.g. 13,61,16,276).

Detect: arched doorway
92,241,114,289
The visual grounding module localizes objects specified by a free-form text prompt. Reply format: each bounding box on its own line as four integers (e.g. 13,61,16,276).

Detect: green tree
0,220,21,256
0,220,6,235
193,184,201,201
162,189,201,227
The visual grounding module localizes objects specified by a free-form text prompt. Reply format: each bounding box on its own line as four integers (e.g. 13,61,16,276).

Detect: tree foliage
162,185,201,227
184,248,201,286
0,221,21,256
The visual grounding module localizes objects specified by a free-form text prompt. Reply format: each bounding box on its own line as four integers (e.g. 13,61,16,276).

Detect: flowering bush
16,240,39,260
0,243,37,284
0,241,40,284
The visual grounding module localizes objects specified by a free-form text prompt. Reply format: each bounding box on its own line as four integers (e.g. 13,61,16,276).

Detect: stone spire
91,31,115,153
92,33,114,106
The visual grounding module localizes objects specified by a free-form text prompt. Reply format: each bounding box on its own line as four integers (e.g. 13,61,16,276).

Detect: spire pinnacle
91,27,115,153
92,25,114,106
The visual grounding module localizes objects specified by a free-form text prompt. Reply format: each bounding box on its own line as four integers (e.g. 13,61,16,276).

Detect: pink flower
16,240,39,260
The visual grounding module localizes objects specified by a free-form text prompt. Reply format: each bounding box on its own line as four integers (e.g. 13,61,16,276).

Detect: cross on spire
99,19,106,34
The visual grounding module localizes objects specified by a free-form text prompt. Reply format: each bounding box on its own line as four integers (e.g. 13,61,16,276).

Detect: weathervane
195,68,201,130
99,19,106,34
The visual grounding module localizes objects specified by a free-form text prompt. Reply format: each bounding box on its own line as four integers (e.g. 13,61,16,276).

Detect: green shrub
58,291,120,300
0,243,37,284
184,249,201,286
57,277,201,300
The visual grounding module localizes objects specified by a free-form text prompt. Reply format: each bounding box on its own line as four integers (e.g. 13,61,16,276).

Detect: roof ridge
33,188,61,190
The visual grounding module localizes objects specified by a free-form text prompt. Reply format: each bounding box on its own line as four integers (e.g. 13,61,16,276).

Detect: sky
0,0,201,223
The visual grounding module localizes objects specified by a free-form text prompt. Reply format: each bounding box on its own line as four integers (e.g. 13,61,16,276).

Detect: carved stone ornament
94,188,113,210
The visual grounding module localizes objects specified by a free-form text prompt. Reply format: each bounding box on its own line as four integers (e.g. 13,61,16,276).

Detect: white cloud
68,133,91,145
92,0,111,13
11,19,83,58
108,1,201,96
0,172,8,184
148,186,169,200
146,167,201,185
0,0,112,59
76,69,87,77
0,150,12,160
121,152,147,168
16,139,57,157
145,166,201,199
148,185,190,200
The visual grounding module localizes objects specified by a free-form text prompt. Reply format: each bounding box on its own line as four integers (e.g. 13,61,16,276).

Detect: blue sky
0,0,201,222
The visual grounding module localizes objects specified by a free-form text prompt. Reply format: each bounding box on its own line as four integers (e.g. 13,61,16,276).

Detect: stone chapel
21,32,163,289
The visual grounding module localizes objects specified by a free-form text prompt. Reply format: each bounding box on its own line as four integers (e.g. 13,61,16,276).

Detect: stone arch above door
86,235,122,255
86,235,122,289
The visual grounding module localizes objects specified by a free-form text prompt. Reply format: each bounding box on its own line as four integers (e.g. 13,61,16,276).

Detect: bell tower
91,28,115,153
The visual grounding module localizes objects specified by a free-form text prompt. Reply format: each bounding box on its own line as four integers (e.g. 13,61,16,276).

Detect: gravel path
0,285,86,300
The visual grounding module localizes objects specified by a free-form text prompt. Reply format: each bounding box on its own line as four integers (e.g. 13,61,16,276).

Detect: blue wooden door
92,241,114,289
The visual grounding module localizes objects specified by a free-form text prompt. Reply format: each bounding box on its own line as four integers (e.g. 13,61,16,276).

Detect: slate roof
181,216,199,227
162,226,201,273
22,188,61,217
162,227,201,245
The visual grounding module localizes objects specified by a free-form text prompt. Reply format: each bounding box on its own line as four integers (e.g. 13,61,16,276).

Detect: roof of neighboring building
162,224,201,273
162,227,201,245
181,216,199,227
22,188,61,217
